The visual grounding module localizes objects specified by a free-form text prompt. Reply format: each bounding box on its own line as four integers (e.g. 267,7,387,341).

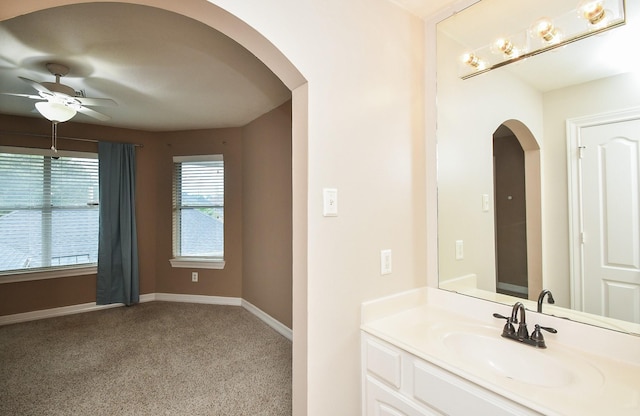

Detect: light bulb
462,52,480,67
530,17,562,44
461,52,485,70
496,38,514,55
578,0,608,26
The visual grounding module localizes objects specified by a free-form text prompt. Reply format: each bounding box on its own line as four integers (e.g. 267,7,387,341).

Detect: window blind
0,148,99,273
172,155,224,259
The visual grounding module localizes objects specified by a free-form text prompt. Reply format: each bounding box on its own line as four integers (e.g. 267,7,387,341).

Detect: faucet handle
492,313,516,337
537,325,557,334
530,324,558,348
493,312,515,323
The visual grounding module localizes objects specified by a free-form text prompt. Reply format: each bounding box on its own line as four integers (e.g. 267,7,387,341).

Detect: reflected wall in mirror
436,0,640,334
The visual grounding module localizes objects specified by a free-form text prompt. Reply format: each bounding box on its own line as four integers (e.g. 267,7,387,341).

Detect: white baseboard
0,294,154,326
153,293,242,306
242,299,293,341
0,293,292,341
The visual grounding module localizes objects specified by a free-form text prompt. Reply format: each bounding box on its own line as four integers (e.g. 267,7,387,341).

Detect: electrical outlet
191,272,198,282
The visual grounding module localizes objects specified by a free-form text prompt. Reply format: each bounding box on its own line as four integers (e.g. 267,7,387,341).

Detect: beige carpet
0,302,292,415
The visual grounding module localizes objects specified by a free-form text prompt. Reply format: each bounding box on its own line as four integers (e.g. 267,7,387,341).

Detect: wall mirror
436,0,640,334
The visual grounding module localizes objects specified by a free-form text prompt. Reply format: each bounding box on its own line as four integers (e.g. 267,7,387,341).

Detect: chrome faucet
493,302,557,348
537,289,555,313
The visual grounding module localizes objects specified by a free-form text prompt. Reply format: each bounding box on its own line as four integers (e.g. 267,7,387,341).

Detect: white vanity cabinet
362,333,541,416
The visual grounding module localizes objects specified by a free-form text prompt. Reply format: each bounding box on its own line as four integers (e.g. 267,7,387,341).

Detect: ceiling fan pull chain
51,122,58,153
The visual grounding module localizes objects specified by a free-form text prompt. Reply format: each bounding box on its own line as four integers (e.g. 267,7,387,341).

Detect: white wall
225,4,426,414
2,1,427,414
436,30,543,291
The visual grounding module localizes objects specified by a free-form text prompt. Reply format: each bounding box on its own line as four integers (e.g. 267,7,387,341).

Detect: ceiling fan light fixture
35,101,77,122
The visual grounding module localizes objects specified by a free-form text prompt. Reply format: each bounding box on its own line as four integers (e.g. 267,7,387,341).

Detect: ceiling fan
4,62,117,123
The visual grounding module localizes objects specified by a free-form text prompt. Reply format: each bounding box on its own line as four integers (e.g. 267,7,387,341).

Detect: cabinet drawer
365,337,402,388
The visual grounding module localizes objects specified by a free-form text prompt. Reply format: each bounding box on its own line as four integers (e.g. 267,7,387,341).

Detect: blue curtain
97,142,139,305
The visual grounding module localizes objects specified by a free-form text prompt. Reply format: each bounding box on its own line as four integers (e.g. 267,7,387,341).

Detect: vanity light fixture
458,0,626,79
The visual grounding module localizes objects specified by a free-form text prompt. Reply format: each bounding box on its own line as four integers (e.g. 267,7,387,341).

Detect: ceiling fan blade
18,76,52,95
75,96,118,107
77,106,111,121
1,92,43,100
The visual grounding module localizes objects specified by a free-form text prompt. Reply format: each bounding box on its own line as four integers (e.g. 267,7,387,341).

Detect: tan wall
1,103,292,317
0,114,158,314
241,101,292,328
154,128,244,297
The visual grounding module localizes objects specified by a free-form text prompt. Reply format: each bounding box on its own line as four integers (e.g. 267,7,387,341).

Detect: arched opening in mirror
493,126,528,298
493,120,542,301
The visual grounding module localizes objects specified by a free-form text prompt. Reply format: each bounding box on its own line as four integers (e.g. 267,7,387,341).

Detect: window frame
0,146,99,283
170,154,225,270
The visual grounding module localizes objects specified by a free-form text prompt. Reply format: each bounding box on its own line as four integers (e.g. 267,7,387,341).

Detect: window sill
169,258,225,270
0,265,97,284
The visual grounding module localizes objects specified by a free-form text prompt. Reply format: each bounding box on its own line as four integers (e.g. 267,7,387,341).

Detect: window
0,147,99,276
171,155,225,269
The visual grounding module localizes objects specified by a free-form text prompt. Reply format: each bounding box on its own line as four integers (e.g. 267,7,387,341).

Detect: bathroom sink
441,331,602,388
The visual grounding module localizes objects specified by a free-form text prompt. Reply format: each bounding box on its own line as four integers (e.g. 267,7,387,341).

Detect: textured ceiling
0,3,291,131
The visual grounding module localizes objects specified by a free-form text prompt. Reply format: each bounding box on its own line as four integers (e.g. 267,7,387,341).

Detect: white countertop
361,287,640,416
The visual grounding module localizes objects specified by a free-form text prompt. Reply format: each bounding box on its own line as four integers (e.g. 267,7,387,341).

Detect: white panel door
580,117,640,323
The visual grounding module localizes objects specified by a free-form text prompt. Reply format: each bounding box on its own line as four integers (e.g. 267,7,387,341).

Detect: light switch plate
381,249,392,275
455,240,464,260
323,188,338,216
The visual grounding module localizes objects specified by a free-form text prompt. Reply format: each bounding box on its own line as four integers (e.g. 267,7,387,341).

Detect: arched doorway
493,120,542,302
1,0,309,412
493,126,528,298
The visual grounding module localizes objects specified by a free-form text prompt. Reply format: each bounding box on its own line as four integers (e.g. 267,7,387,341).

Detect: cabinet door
412,361,541,416
367,376,441,416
